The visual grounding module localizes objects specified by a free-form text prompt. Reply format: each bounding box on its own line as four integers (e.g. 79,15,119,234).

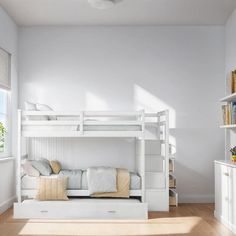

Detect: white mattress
21,172,141,190
23,125,141,131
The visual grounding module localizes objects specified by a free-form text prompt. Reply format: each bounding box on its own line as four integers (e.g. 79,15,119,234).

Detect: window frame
0,46,11,158
0,46,11,90
0,89,11,158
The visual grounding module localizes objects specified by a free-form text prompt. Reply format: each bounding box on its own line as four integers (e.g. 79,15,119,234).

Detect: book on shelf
222,102,236,125
230,70,236,94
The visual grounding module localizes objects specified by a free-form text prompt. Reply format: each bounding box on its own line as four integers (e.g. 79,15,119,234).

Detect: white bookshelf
220,92,236,102
220,124,236,129
220,92,236,161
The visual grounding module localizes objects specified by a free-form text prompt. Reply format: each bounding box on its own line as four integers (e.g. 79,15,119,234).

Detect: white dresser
214,160,236,233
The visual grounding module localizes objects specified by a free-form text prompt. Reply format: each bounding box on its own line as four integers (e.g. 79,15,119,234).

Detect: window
0,89,9,156
0,47,11,158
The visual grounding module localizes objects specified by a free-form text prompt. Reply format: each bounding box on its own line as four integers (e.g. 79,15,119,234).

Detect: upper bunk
19,109,168,139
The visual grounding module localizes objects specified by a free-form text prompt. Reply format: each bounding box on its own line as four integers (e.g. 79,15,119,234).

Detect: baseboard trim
179,194,214,203
0,196,16,214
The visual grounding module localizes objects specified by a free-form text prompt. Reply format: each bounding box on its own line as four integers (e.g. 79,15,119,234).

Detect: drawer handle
224,172,229,176
40,210,48,213
107,210,116,214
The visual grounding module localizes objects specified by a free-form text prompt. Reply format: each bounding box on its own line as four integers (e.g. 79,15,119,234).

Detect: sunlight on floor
18,216,202,236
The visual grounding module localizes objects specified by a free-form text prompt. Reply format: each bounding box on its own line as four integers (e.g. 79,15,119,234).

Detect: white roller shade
0,48,10,90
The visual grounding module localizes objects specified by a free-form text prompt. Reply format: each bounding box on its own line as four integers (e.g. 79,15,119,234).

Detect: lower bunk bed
15,168,148,219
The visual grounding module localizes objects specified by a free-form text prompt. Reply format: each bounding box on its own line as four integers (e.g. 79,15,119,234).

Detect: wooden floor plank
0,204,234,236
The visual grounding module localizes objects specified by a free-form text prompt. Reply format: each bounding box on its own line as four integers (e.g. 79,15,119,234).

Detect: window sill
0,156,15,162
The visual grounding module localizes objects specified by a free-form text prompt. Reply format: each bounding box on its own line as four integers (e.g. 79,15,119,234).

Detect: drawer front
14,202,148,219
232,168,236,226
215,163,229,222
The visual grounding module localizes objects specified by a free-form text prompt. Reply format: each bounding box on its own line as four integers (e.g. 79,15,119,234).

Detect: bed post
17,109,22,203
140,110,145,203
165,110,169,210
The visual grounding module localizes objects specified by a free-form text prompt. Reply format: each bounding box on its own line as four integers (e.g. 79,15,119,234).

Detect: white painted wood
16,109,170,218
145,156,164,172
14,199,148,219
144,110,169,211
136,140,161,155
17,110,22,203
164,110,170,210
22,120,142,126
145,172,165,189
22,130,143,138
21,110,145,138
214,161,236,234
220,92,236,102
146,190,168,211
22,111,144,117
232,167,236,232
215,160,236,168
140,110,145,202
26,138,136,171
220,125,236,129
21,190,142,198
0,156,15,162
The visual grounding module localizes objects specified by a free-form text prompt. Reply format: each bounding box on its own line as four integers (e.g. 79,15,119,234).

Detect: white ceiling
1,0,236,26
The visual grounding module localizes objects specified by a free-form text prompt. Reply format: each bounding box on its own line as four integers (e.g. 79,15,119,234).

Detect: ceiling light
88,0,122,10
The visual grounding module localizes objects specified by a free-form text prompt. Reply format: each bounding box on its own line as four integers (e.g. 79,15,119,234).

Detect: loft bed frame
14,109,169,219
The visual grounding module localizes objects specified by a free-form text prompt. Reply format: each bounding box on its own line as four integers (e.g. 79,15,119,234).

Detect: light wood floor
0,204,234,236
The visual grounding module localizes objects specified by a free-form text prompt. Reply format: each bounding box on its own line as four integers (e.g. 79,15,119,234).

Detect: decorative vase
231,155,236,163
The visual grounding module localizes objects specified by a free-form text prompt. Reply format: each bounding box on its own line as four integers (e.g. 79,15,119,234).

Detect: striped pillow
35,176,68,201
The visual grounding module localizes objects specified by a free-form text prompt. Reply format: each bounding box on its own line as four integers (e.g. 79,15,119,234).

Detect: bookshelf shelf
220,124,236,129
220,93,236,102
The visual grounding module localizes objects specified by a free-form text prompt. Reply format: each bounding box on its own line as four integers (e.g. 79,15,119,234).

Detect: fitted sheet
21,171,141,190
82,170,140,190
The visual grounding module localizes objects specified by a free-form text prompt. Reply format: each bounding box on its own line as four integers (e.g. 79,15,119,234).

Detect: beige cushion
22,160,40,177
35,176,68,201
49,160,61,174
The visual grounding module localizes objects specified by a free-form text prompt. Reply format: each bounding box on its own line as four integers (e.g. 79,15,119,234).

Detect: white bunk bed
14,109,169,219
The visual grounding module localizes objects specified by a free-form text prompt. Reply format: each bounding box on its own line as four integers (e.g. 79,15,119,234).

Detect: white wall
0,6,18,213
226,8,236,83
19,26,225,203
225,9,236,159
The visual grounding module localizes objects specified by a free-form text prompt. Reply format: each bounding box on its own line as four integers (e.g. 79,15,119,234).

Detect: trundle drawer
14,200,148,219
